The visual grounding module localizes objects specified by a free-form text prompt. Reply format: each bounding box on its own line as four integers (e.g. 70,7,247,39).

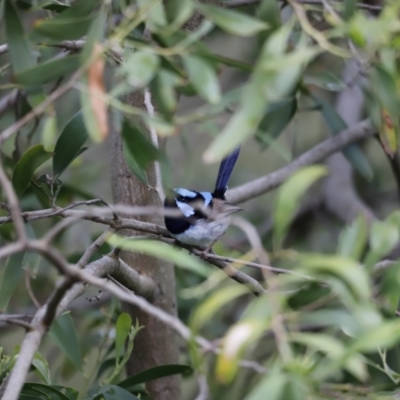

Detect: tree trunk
111,91,180,400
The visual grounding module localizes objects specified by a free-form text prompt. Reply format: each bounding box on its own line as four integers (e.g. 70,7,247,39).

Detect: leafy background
1,0,400,399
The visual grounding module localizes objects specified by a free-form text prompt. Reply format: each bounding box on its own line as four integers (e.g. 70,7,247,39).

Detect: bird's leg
199,240,218,259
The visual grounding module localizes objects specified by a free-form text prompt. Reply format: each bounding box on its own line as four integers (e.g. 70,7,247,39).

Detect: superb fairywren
164,147,242,250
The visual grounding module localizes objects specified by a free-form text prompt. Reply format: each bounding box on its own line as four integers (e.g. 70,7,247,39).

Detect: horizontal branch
227,119,374,204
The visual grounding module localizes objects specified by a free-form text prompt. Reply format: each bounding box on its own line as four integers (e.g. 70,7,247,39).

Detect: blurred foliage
1,0,400,399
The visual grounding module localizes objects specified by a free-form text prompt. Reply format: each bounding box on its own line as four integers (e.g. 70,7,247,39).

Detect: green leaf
197,3,268,36
119,51,160,88
49,312,83,370
34,14,97,41
0,252,25,311
299,254,371,301
3,0,35,73
337,215,368,260
349,320,400,353
98,385,140,400
256,97,297,148
108,236,212,277
121,119,165,184
304,71,347,91
151,70,179,118
204,24,317,162
32,352,51,384
273,165,328,248
183,55,221,104
22,383,70,400
165,0,193,26
371,220,400,255
53,111,88,179
33,0,99,40
312,95,373,180
115,313,132,361
118,364,192,390
244,368,286,400
51,386,78,400
12,145,52,197
344,0,356,21
258,0,281,34
15,55,81,86
191,285,248,332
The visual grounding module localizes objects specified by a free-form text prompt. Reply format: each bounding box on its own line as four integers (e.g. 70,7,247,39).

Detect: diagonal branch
227,119,374,204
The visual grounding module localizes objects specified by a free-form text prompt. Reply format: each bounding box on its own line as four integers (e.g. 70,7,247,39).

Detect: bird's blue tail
213,146,240,199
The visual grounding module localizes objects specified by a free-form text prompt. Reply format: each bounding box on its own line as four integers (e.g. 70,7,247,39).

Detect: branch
227,119,374,204
322,60,376,224
0,67,85,145
0,157,26,241
223,0,382,11
0,90,18,118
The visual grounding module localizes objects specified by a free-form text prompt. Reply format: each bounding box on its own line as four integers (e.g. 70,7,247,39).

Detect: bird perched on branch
164,147,242,251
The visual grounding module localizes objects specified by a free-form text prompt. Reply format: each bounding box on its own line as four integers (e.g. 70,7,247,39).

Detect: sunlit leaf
274,165,328,248
183,55,221,104
349,320,400,353
108,236,213,277
198,3,268,36
337,215,368,261
119,50,160,88
244,368,286,400
191,285,248,332
299,254,371,301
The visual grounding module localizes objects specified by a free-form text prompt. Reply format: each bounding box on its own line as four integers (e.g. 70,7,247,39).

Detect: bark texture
111,91,180,400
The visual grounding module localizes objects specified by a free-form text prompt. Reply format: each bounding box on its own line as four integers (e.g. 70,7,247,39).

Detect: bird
164,147,242,252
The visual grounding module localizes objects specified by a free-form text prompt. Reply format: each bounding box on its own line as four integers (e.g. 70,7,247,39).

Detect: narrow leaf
0,252,25,311
313,95,373,180
49,313,83,370
274,166,328,248
121,119,164,184
53,111,88,179
108,236,212,277
183,55,221,104
12,145,52,197
99,385,140,400
118,364,192,389
198,3,268,36
15,55,80,86
4,0,35,73
115,313,132,361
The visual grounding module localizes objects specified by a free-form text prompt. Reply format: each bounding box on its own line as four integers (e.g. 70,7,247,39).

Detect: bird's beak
221,203,243,216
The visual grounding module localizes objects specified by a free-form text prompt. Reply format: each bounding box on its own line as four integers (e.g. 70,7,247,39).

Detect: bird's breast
171,218,230,247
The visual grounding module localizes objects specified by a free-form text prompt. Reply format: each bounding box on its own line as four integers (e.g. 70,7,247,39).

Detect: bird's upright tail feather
213,146,241,199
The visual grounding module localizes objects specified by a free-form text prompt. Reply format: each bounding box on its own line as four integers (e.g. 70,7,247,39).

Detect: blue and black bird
164,147,242,250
